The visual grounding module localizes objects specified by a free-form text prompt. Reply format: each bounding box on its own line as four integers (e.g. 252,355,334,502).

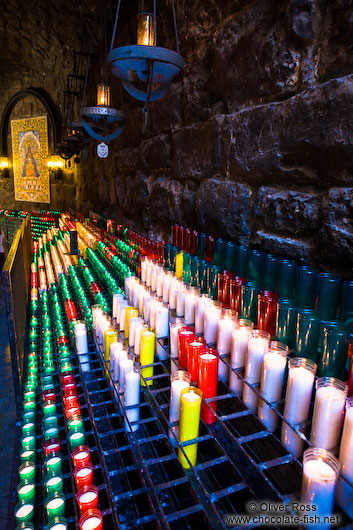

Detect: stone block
195,179,252,240
140,134,171,171
171,115,227,179
255,186,321,234
253,230,314,264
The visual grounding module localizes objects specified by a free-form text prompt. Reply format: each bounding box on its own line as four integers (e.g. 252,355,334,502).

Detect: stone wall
0,0,97,212
81,0,353,275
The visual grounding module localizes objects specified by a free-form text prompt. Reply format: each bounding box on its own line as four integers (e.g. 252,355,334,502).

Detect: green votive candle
45,453,62,475
60,362,73,373
22,422,35,437
23,411,36,424
23,401,36,413
14,501,34,523
44,426,59,441
69,431,85,450
19,462,36,483
23,391,36,403
21,435,36,451
46,493,65,520
45,473,64,495
43,401,56,417
67,415,84,434
44,416,59,430
20,449,35,463
17,481,35,503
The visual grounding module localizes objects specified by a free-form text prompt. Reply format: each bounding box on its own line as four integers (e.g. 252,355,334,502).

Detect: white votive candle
217,311,236,383
169,278,178,311
155,305,169,360
129,317,143,348
75,321,88,354
114,349,127,384
301,448,340,530
143,292,151,324
124,371,140,432
243,329,270,412
258,341,288,432
169,371,191,447
204,301,222,345
134,323,145,357
195,295,212,335
156,268,165,298
163,273,172,304
310,377,347,451
110,341,124,380
281,357,317,457
176,286,186,318
184,289,198,326
119,358,134,393
113,292,124,320
229,319,253,394
118,301,128,331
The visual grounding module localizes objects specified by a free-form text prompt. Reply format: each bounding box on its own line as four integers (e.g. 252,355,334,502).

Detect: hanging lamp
108,0,184,108
80,15,125,144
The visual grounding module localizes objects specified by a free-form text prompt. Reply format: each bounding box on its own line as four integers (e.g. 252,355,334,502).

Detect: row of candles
19,243,104,529
119,260,353,522
48,254,104,530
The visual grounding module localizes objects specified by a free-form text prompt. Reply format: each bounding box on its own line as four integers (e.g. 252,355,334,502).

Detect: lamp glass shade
96,84,110,107
137,13,155,46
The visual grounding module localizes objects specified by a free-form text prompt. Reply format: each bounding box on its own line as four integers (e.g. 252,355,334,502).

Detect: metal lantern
108,0,184,104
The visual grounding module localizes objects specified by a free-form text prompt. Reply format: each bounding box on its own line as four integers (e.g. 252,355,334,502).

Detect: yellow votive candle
124,307,139,339
175,252,184,279
140,330,155,386
178,386,202,469
104,329,117,364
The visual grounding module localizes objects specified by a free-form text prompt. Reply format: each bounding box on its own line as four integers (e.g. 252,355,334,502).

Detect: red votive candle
190,230,198,254
187,339,206,384
74,464,94,489
77,485,99,515
65,405,81,419
178,327,195,370
79,509,103,530
230,277,247,316
44,439,61,456
64,394,79,409
257,290,278,337
43,390,56,402
63,383,78,397
61,373,75,386
72,445,91,467
199,348,219,424
184,228,191,252
218,271,235,307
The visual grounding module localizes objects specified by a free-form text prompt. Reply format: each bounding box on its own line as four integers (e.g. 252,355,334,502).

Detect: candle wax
16,504,33,518
82,517,102,530
79,491,97,503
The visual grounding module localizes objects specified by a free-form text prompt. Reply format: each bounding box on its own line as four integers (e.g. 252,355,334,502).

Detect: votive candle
242,329,270,412
178,387,202,468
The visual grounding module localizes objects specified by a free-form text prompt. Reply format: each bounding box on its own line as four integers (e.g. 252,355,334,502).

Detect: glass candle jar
315,272,341,321
199,348,219,424
169,371,191,447
257,290,278,337
74,464,94,489
281,357,317,458
177,327,195,370
301,447,340,525
45,473,64,495
187,338,206,384
79,509,103,530
14,501,34,523
258,341,288,432
295,266,317,308
69,431,86,450
277,259,296,300
44,439,61,456
295,309,320,362
46,493,65,520
275,299,297,350
17,480,35,503
19,462,36,483
178,386,203,469
46,453,62,475
240,281,260,322
72,445,91,467
310,377,348,451
243,329,270,412
318,325,348,379
77,485,99,515
230,319,254,394
229,276,247,316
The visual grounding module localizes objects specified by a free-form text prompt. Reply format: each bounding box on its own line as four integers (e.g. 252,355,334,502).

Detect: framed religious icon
11,116,50,203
